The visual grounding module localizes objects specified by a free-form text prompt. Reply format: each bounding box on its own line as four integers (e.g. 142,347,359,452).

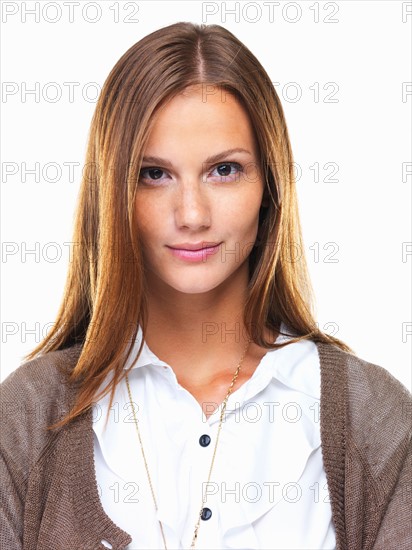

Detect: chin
168,281,223,295
147,263,243,295
162,273,230,295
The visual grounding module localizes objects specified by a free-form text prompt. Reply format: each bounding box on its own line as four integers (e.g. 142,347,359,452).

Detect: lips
167,242,221,251
166,242,222,262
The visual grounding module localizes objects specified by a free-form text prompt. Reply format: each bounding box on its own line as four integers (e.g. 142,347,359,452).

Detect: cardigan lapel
68,406,133,549
317,341,348,550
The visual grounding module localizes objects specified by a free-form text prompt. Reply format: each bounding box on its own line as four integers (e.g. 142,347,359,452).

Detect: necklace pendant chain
125,337,251,550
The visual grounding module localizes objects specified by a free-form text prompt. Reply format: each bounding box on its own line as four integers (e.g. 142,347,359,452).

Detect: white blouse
92,324,336,549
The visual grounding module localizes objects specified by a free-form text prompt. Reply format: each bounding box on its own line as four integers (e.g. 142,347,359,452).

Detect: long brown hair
25,22,353,431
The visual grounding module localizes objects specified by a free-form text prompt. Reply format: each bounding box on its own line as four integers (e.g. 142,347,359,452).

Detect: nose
174,179,211,230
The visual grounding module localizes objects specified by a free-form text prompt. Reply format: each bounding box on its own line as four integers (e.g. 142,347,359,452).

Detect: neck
141,269,278,386
142,270,254,380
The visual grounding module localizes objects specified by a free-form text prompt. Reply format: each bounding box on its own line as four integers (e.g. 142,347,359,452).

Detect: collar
122,322,321,402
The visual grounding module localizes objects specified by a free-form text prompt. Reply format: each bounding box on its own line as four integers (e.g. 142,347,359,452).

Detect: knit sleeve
0,452,24,549
344,353,412,549
0,346,81,549
0,369,30,549
372,436,412,548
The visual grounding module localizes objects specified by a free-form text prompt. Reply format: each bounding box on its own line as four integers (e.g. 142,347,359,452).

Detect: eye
210,162,243,181
139,167,168,183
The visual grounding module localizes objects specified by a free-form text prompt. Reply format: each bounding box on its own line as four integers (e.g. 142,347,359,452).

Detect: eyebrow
141,148,253,169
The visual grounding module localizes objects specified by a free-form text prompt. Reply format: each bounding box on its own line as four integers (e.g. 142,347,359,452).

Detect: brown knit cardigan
1,341,411,550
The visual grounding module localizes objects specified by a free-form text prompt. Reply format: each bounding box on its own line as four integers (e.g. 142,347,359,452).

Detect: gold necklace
125,338,251,550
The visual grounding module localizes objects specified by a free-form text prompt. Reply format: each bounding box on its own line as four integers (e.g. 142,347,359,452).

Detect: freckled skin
135,85,265,296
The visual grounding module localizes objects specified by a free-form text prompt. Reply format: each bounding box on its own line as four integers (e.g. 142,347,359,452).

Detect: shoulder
317,340,412,477
1,344,83,409
0,344,83,473
317,340,411,423
345,348,411,480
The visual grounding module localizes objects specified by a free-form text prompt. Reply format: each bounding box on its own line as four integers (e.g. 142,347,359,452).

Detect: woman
1,22,411,550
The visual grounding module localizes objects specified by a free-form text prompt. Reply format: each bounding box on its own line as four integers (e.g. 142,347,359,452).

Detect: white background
1,0,411,390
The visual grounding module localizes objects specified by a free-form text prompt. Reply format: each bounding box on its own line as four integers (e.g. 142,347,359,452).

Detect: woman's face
135,85,266,295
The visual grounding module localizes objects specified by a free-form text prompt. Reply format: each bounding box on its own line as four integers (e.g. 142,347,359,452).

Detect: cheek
224,189,263,234
135,199,159,250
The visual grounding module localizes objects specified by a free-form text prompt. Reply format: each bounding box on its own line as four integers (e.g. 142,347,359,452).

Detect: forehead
144,85,258,155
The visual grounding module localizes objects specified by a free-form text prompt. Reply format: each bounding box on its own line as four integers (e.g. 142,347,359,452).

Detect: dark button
201,507,212,520
199,434,211,447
